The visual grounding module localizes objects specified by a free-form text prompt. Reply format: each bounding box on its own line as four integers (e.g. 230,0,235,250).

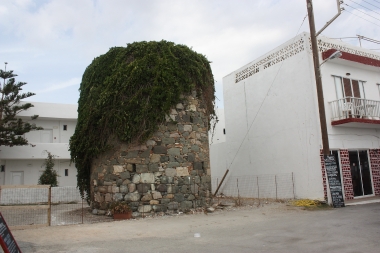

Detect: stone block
184,125,192,132
168,202,179,210
201,175,211,184
122,179,131,185
167,148,180,156
177,124,184,133
111,186,119,193
150,200,159,205
105,193,112,202
128,183,136,192
176,167,189,176
156,184,167,192
153,146,167,154
161,199,170,205
136,164,148,173
181,185,188,194
125,158,142,164
126,151,139,158
98,186,107,193
193,162,203,170
149,163,159,172
140,173,155,183
165,168,177,177
119,185,128,193
150,154,161,163
120,171,130,180
132,212,141,218
138,205,152,213
137,184,150,193
180,201,193,211
167,184,173,193
161,176,168,184
174,193,185,202
113,193,124,201
169,132,180,138
182,114,190,122
187,104,196,111
126,164,134,172
194,176,200,184
190,184,199,194
132,174,141,184
152,191,162,199
166,194,174,199
139,149,151,158
167,176,174,184
187,194,195,201
146,139,156,146
162,137,175,144
191,145,200,152
183,176,192,185
167,123,177,131
124,192,141,202
167,162,180,168
141,193,152,201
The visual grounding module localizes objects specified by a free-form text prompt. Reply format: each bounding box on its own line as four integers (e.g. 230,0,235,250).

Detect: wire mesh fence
0,185,112,229
212,173,295,200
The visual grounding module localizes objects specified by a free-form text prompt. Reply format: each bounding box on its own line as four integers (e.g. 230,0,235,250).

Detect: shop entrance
349,150,373,197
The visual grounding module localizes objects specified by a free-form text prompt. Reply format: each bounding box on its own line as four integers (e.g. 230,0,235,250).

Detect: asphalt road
11,202,380,253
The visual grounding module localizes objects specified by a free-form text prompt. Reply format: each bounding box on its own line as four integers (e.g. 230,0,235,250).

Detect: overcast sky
1,0,379,108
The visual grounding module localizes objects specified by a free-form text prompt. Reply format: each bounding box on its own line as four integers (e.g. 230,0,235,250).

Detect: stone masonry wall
90,93,212,217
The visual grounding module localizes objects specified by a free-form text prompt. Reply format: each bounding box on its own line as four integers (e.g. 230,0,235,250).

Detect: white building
215,32,380,202
0,102,78,186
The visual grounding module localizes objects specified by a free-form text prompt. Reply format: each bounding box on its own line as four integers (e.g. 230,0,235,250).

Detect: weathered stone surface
105,193,112,202
168,202,179,210
152,191,162,199
193,161,203,170
126,164,134,172
126,151,139,158
167,184,173,193
150,200,159,205
176,103,184,110
190,184,199,194
167,148,180,156
182,114,190,122
161,176,168,184
167,123,177,131
98,186,107,193
137,184,150,193
183,125,192,132
120,171,130,180
162,137,175,144
122,179,131,185
141,193,152,201
177,124,184,133
128,183,136,192
140,173,155,183
167,176,174,184
125,158,142,164
139,149,151,158
187,104,196,111
169,132,180,138
92,209,98,215
181,185,189,193
113,165,124,174
119,185,128,193
150,154,161,163
138,205,152,213
167,162,180,168
136,164,148,173
149,163,159,172
201,175,211,183
167,168,178,178
132,212,141,218
181,201,193,210
188,194,195,200
132,174,141,184
103,181,113,186
146,139,156,146
124,192,141,202
113,193,123,201
98,210,106,215
183,176,192,185
153,146,167,154
176,167,189,176
191,145,200,152
156,184,167,192
174,193,185,202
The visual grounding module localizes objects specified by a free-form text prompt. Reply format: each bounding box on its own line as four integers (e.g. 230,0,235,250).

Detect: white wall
321,48,380,149
2,159,76,186
222,33,325,199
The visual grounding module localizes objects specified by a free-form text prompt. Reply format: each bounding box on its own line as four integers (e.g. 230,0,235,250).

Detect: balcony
329,97,380,128
0,143,71,160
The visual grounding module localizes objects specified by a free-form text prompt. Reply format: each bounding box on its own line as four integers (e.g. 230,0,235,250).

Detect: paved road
12,202,380,253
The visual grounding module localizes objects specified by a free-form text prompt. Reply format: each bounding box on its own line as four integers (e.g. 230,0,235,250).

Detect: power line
344,3,380,22
373,0,380,4
347,0,380,16
362,0,380,10
344,8,380,28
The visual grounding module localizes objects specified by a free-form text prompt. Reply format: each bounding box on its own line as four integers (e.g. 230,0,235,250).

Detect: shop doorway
349,150,373,197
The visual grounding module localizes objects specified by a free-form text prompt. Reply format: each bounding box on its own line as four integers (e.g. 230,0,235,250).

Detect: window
333,76,366,99
63,125,67,131
223,128,226,135
65,169,69,176
0,165,4,172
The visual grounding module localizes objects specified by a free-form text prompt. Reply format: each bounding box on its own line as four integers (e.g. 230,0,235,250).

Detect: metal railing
329,97,380,121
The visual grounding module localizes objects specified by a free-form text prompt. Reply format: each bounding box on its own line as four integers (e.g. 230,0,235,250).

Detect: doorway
349,150,373,197
11,171,24,185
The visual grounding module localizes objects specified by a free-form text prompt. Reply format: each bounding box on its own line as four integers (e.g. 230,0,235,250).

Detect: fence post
257,176,260,206
275,175,278,200
82,198,84,224
292,172,295,199
48,186,52,226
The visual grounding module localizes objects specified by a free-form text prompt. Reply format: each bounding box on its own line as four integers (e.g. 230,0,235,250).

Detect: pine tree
0,63,42,147
38,151,58,187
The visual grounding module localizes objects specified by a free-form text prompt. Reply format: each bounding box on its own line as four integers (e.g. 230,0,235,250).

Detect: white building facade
218,32,380,202
0,102,78,186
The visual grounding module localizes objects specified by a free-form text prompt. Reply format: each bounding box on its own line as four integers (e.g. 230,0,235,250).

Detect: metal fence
0,185,111,229
212,173,295,200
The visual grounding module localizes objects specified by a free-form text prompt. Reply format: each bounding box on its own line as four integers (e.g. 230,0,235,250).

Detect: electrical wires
344,0,380,27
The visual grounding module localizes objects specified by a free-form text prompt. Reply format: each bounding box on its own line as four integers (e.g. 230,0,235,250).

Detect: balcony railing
329,97,380,121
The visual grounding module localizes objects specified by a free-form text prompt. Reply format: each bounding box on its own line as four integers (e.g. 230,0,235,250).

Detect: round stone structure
90,92,211,216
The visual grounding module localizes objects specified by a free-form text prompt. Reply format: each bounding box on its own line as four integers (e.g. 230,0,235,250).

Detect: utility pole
306,0,330,156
